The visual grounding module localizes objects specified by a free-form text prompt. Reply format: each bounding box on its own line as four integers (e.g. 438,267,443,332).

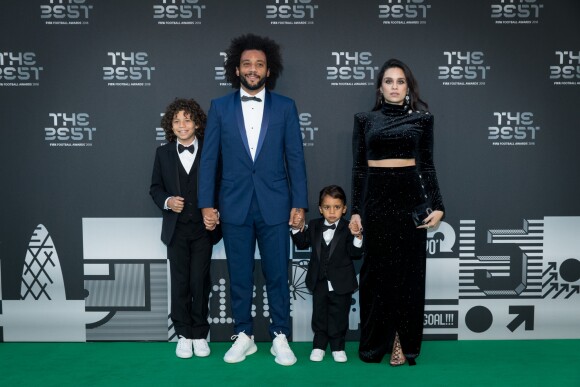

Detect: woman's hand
417,210,444,230
349,214,363,237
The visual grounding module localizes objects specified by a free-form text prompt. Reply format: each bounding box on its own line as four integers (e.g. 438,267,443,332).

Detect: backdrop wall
1,0,579,342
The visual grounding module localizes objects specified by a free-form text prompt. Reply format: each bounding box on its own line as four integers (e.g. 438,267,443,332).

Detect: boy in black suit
291,185,363,363
150,98,220,359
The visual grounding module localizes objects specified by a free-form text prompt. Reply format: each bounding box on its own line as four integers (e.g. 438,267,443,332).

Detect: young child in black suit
150,98,220,359
291,185,363,362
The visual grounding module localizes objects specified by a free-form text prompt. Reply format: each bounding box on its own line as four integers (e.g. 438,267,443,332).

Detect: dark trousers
359,166,426,363
168,221,212,339
221,192,291,338
312,279,352,352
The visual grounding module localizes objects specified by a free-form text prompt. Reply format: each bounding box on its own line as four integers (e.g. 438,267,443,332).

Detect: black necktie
241,95,262,102
322,223,336,232
178,144,195,154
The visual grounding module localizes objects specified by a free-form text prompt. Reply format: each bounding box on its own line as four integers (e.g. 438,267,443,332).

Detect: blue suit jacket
198,90,308,225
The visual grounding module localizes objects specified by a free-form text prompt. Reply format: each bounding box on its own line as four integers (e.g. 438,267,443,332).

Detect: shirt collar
240,88,266,101
324,219,339,227
176,137,197,150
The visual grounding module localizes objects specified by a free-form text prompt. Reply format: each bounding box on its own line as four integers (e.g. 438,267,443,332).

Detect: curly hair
160,98,207,142
372,58,429,112
224,33,284,90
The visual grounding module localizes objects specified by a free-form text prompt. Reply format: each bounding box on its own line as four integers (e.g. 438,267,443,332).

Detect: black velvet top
351,102,445,215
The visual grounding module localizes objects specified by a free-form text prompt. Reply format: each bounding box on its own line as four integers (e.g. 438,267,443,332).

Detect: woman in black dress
349,58,445,366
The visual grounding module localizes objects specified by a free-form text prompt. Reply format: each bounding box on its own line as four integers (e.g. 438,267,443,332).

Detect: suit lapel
254,91,270,160
193,138,202,169
193,138,202,190
166,142,181,196
328,220,346,260
314,219,323,262
234,90,253,161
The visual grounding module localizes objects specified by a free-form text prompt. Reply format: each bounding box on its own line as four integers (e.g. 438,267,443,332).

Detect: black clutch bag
411,202,433,227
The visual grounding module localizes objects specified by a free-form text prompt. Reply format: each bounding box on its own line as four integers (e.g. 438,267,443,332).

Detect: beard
239,74,267,91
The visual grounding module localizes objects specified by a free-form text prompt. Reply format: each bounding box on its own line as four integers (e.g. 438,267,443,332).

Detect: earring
404,93,410,111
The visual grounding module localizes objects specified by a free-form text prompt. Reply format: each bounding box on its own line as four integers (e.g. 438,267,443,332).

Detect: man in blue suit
198,34,308,366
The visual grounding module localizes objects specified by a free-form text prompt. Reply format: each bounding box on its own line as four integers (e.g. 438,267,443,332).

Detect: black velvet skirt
358,166,427,364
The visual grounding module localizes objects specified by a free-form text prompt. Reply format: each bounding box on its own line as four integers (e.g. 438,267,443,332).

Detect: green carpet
1,340,578,386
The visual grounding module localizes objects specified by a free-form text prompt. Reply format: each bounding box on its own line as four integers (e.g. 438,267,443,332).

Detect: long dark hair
372,58,428,111
224,33,283,90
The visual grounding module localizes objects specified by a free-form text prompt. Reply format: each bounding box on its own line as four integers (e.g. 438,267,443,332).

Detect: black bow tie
178,144,195,154
241,95,262,102
322,223,336,231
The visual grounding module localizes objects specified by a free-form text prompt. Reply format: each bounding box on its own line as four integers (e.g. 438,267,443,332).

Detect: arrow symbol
542,262,557,276
542,283,559,298
553,283,568,299
507,305,534,332
566,285,580,299
542,272,558,288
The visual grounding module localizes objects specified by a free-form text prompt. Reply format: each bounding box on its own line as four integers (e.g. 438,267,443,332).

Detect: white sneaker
176,336,193,359
310,348,325,362
270,332,297,366
192,339,211,357
223,332,257,363
332,350,348,363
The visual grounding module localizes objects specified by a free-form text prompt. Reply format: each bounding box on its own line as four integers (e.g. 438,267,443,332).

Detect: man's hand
289,208,305,231
202,207,220,230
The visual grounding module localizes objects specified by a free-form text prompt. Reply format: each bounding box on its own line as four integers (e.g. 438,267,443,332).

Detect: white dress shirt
176,137,198,174
322,219,338,245
240,88,266,161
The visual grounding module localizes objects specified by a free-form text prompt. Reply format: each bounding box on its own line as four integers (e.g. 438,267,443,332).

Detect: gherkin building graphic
1,225,86,341
21,224,66,300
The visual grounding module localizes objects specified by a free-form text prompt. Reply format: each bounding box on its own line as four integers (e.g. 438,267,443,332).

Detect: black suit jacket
150,138,221,246
291,218,363,295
